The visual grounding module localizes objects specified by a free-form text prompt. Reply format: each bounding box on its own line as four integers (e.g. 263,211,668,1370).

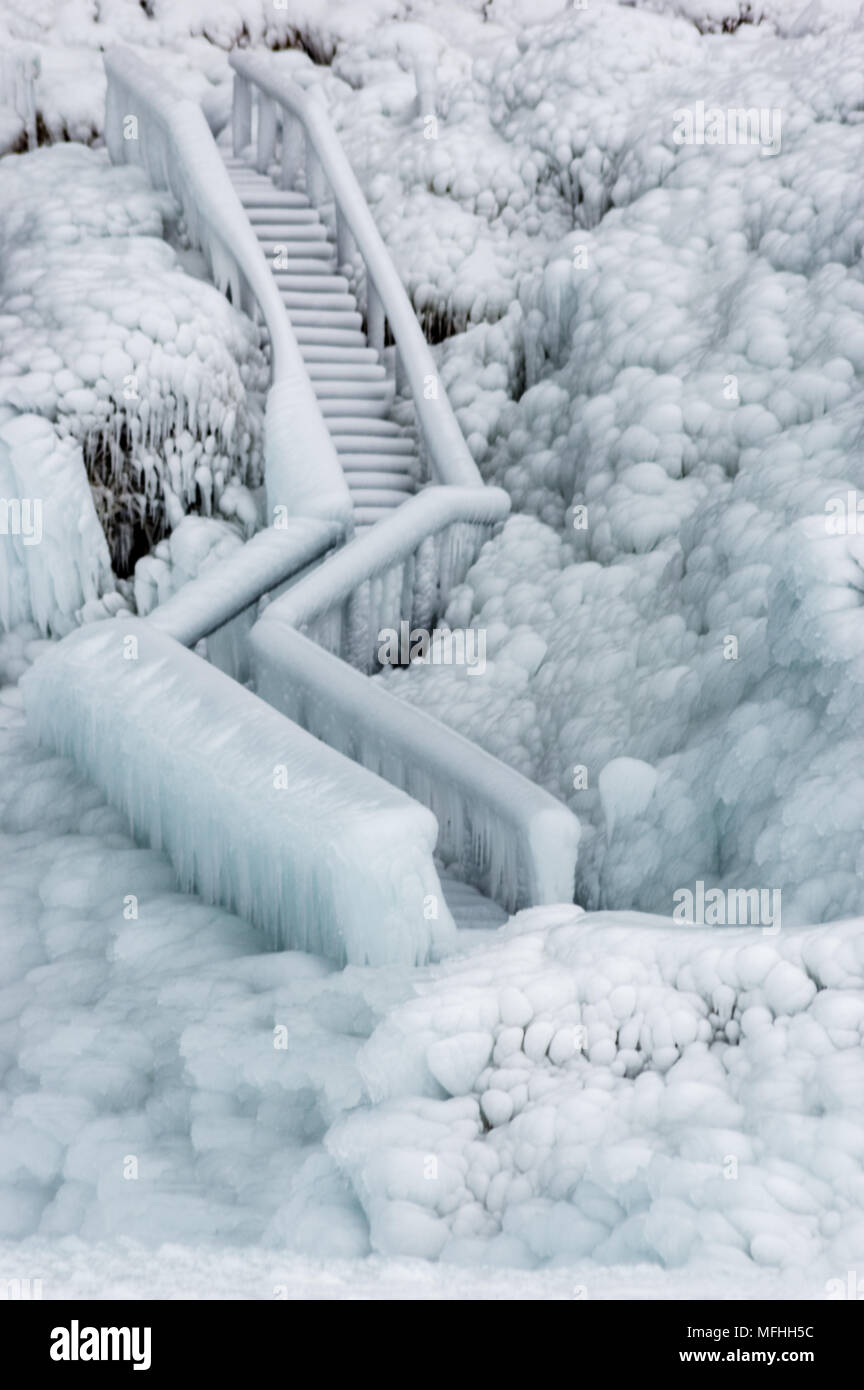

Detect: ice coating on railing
251,621,580,911
21,618,455,967
149,517,343,648
262,485,509,670
103,48,352,531
229,50,487,492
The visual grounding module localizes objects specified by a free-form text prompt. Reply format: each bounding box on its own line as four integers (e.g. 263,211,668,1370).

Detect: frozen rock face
378,9,864,927
0,143,268,575
330,906,864,1277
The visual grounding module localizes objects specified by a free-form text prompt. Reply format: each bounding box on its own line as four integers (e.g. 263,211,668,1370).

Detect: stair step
289,310,363,330
312,379,392,400
275,275,350,293
257,228,329,245
232,182,308,198
280,292,357,311
293,328,368,346
439,876,509,930
248,210,319,225
300,346,379,364
335,442,416,462
306,363,386,381
261,242,335,262
319,397,390,418
228,170,280,183
328,418,406,437
348,479,416,497
268,258,339,277
238,194,314,210
338,458,417,476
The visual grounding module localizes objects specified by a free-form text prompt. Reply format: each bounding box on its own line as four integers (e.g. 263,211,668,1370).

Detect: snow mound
329,909,864,1274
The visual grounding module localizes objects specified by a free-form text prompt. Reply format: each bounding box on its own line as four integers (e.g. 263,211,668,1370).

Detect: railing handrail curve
261,485,509,631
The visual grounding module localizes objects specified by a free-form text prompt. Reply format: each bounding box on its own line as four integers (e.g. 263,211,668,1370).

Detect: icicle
22,618,455,967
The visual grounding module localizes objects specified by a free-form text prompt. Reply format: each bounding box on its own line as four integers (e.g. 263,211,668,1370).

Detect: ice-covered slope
376,8,864,927
1,644,861,1285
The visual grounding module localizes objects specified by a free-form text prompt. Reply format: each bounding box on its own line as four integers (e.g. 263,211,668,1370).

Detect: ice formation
21,618,454,967
2,648,862,1286
2,0,864,1301
0,412,116,635
252,620,580,911
329,905,864,1274
377,6,864,927
0,143,268,571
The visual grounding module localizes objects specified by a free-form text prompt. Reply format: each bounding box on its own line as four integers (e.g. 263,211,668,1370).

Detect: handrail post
280,107,303,190
304,131,324,206
256,93,277,173
367,278,385,357
232,74,252,157
335,206,353,268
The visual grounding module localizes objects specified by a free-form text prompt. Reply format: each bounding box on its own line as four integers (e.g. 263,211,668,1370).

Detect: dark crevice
83,429,168,579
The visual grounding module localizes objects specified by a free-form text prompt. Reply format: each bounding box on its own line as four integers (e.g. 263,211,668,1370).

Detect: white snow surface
1,643,862,1288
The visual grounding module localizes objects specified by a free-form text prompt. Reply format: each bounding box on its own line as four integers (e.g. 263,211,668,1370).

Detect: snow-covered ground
2,0,864,1299
1,635,863,1294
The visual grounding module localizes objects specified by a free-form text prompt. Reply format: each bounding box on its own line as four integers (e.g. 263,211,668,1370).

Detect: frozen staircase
439,870,509,932
86,48,582,966
222,157,420,533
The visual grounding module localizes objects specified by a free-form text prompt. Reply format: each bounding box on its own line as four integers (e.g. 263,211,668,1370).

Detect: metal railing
251,621,580,913
103,47,352,532
262,485,509,671
102,49,581,919
229,50,486,492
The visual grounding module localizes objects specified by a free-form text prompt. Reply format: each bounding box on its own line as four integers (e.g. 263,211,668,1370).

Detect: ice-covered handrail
103,47,352,531
22,617,455,967
229,50,485,491
148,516,342,647
251,623,580,912
262,486,509,631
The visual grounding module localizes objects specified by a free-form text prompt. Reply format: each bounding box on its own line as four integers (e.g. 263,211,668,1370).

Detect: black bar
6,1297,857,1377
